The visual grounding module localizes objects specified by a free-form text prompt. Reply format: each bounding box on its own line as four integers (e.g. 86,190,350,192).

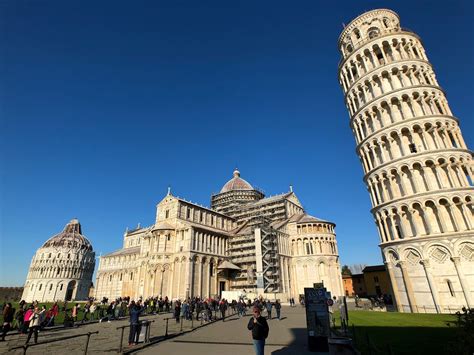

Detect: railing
116,320,155,353
10,331,99,355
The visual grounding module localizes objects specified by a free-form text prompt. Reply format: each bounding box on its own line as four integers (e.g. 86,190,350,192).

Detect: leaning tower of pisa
338,9,473,313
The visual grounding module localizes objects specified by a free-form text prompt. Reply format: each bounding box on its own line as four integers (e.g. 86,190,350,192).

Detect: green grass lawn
0,301,99,327
334,310,459,355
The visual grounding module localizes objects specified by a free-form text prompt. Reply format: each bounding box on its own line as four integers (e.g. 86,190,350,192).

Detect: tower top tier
339,9,400,59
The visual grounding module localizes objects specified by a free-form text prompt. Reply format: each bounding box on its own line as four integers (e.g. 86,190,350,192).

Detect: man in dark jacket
247,306,269,355
128,301,143,346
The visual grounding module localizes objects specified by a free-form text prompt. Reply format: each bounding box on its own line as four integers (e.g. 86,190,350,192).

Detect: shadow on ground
270,325,459,355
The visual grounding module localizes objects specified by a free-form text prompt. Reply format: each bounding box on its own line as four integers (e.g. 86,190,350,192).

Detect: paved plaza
1,306,314,354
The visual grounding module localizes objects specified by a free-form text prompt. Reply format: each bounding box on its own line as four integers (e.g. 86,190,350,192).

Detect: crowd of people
1,295,286,350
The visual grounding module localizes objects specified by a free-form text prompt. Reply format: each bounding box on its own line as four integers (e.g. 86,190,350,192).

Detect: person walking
174,301,181,323
265,301,272,320
25,306,45,344
22,306,34,334
247,306,269,355
89,303,97,321
274,300,281,320
72,304,79,322
1,303,14,341
219,299,227,321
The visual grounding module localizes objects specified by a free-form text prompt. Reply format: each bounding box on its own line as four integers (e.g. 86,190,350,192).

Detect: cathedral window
49,284,53,291
130,272,133,280
446,280,455,297
39,284,42,291
109,275,112,282
167,235,171,241
60,284,63,291
120,273,123,281
187,208,191,219
165,210,169,218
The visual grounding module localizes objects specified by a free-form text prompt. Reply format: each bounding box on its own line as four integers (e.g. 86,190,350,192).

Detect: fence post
191,317,194,329
118,327,125,353
366,332,372,355
22,345,28,355
84,332,92,355
351,324,356,346
180,316,183,332
165,318,169,338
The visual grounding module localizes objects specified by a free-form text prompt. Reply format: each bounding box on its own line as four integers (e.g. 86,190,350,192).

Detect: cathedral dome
220,169,254,193
41,219,93,251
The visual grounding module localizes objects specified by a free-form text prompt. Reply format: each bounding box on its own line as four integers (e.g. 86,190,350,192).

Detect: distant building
342,274,354,297
21,219,95,302
351,274,367,296
95,169,344,301
363,265,392,298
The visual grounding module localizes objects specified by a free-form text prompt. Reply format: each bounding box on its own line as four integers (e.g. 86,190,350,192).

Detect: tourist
25,306,45,345
82,302,90,323
1,303,14,341
22,306,34,334
72,304,79,322
247,306,269,355
174,301,181,323
13,307,24,331
219,299,227,321
265,301,272,320
47,302,59,327
274,300,281,320
89,303,97,321
128,301,143,346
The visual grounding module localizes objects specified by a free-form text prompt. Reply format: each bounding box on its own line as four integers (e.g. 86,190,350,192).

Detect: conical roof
41,219,93,251
220,169,253,193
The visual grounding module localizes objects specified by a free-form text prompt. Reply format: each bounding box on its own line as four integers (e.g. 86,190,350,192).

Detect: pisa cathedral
338,9,474,312
95,170,344,301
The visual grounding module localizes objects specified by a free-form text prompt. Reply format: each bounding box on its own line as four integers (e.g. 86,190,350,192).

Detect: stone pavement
1,311,193,354
137,306,314,355
1,306,314,354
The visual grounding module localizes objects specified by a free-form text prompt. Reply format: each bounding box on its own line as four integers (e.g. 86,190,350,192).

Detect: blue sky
1,0,473,285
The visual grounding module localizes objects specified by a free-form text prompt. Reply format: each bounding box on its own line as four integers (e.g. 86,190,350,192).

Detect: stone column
385,262,403,312
398,261,418,313
451,257,472,308
197,260,202,298
420,259,440,313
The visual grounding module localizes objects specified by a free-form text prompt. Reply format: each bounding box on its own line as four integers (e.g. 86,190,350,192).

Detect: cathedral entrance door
219,281,226,296
65,280,76,301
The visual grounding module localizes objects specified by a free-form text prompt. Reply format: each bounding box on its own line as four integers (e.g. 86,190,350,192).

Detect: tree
341,265,352,275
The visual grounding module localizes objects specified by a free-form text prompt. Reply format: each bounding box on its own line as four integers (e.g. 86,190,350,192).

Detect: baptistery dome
41,218,93,251
21,219,96,302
